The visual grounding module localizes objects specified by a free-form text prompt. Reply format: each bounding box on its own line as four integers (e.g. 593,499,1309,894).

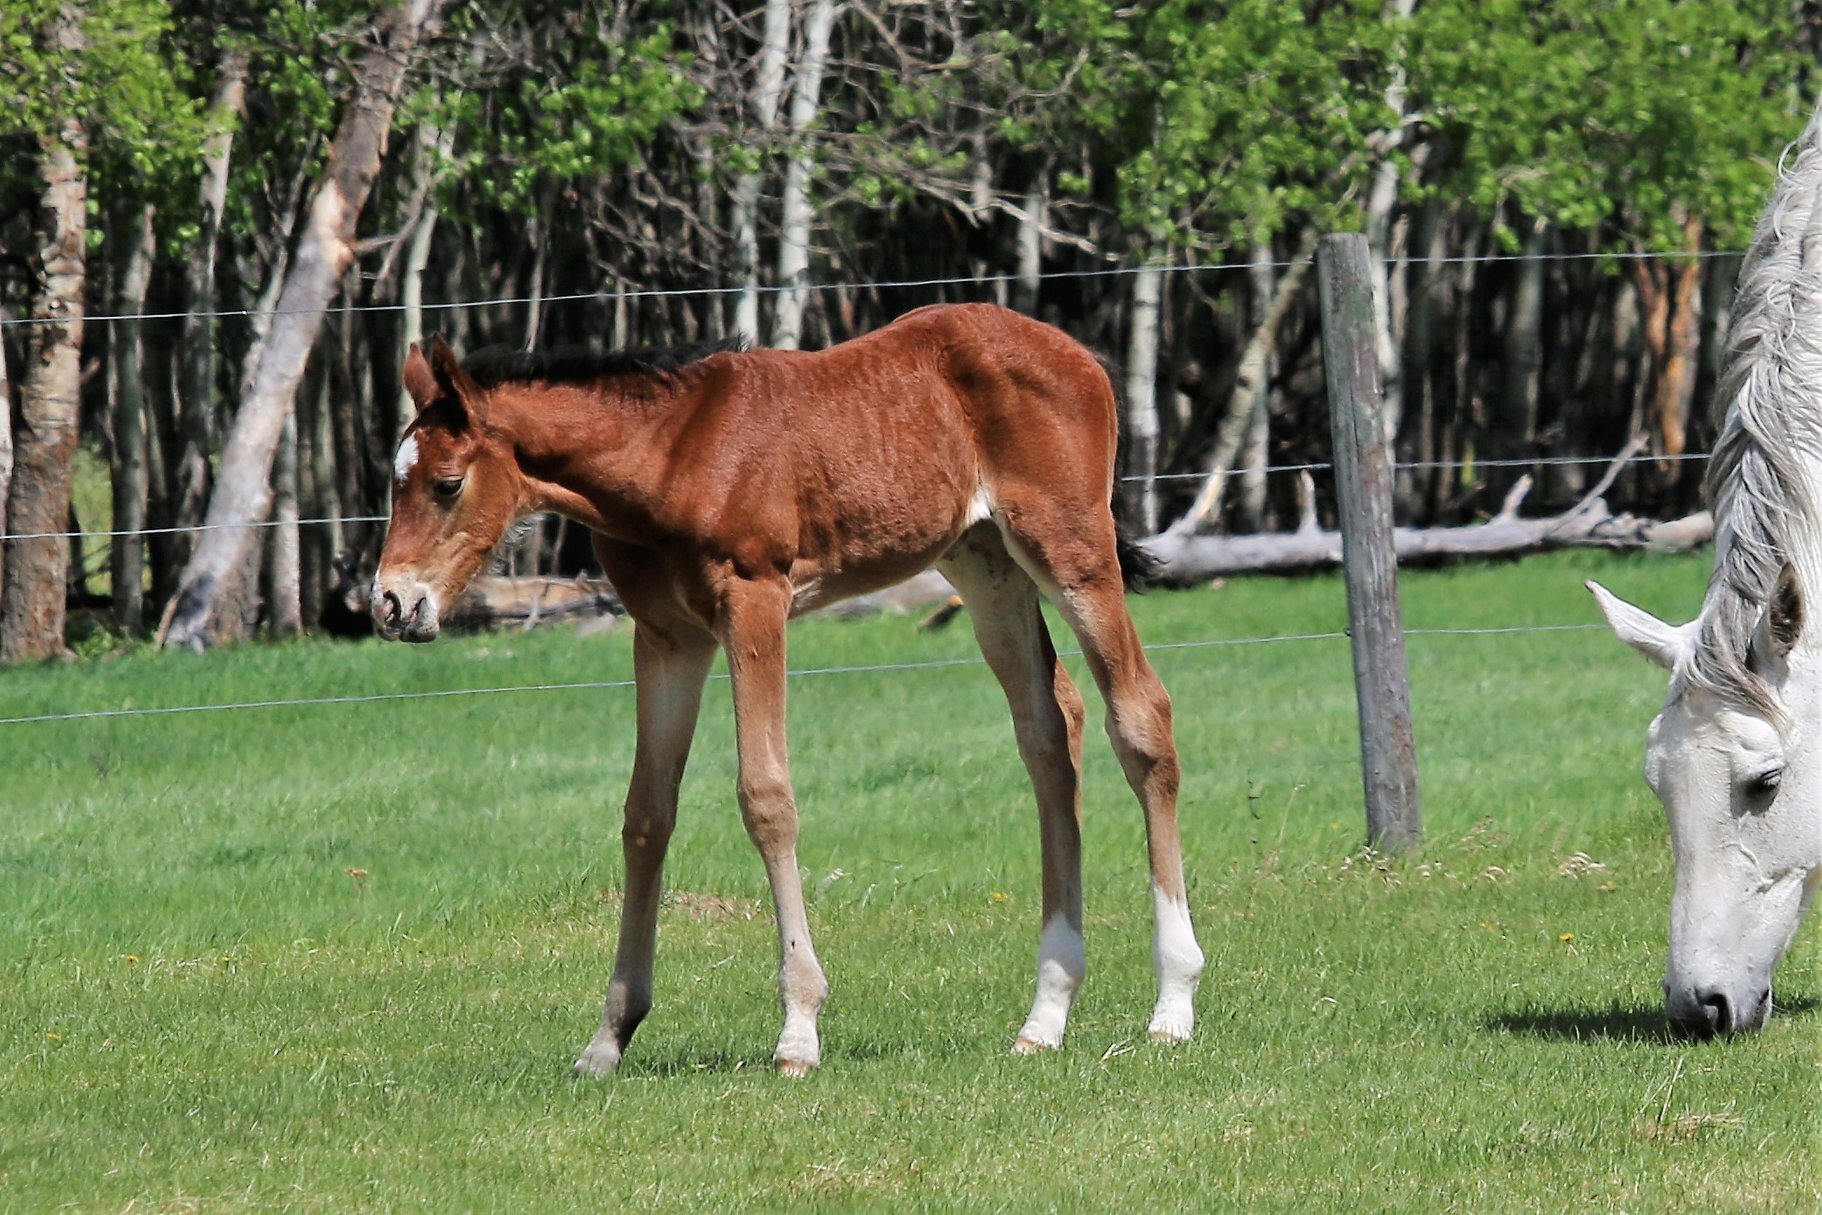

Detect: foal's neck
494,375,701,536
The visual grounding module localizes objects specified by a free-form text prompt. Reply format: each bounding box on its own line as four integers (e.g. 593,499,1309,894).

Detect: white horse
1590,106,1822,1037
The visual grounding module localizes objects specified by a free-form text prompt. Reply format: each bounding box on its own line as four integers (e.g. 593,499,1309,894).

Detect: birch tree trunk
1363,0,1417,444
110,203,156,632
268,412,302,637
171,46,249,572
162,0,445,650
1122,260,1164,534
1014,174,1047,315
1,18,88,663
0,313,11,606
731,0,792,343
771,0,841,350
398,124,450,415
1162,238,1314,537
1501,218,1547,451
1238,245,1278,529
1399,200,1444,514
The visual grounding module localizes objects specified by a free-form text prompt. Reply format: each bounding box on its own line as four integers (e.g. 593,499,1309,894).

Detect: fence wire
0,623,1612,729
0,248,1745,330
0,451,1712,544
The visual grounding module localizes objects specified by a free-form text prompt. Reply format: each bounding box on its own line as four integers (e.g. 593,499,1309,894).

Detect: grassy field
1,549,1816,1212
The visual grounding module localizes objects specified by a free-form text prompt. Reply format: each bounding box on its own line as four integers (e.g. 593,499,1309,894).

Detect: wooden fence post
1319,232,1423,853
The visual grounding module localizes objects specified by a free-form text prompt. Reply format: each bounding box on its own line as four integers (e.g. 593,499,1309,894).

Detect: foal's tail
1113,511,1163,593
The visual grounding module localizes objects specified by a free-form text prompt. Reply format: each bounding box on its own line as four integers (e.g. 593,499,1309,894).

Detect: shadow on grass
1487,995,1819,1044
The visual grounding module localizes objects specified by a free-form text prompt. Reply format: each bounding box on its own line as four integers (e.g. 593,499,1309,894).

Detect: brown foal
372,303,1203,1075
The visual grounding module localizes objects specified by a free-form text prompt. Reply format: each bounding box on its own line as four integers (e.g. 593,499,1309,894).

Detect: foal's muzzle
371,577,441,643
1665,983,1771,1039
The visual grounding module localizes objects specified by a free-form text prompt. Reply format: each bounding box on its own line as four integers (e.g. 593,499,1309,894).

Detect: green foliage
214,0,368,236
0,552,1817,1209
1411,0,1806,249
0,0,205,204
425,3,702,215
1118,0,1387,246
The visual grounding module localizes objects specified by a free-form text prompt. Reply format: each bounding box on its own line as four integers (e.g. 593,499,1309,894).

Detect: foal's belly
786,541,961,617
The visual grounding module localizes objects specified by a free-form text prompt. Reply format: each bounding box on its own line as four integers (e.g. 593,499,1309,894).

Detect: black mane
460,337,743,390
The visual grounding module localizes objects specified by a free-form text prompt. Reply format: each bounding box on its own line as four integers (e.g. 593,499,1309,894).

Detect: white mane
1690,101,1822,721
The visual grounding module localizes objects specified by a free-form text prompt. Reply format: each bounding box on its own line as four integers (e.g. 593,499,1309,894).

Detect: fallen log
1142,440,1713,584
445,575,624,631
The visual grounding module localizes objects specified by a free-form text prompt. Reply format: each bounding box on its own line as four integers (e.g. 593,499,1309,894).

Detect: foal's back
661,304,1119,600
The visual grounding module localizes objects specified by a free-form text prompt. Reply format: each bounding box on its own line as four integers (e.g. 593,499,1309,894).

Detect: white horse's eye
1742,767,1784,802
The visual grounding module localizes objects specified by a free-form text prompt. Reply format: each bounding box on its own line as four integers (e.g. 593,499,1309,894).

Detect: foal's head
372,337,522,642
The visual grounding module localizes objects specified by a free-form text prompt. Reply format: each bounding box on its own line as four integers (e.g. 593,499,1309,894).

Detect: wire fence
0,451,1713,544
0,622,1611,729
0,251,1705,740
0,248,1746,330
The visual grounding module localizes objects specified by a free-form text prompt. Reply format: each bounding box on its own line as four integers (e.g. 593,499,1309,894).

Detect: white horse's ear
1587,580,1693,671
1751,562,1804,671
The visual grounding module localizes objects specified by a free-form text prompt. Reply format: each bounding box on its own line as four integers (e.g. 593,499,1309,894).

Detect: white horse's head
1591,572,1822,1037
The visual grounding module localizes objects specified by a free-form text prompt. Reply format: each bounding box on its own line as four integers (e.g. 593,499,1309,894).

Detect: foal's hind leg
939,528,1088,1052
996,507,1204,1044
574,621,717,1078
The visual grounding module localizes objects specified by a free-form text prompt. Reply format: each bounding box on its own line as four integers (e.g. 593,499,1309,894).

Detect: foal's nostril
377,590,405,629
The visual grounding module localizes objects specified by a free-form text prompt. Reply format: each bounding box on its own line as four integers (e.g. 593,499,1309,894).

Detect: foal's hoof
572,1039,623,1079
775,1056,818,1078
1012,1033,1061,1055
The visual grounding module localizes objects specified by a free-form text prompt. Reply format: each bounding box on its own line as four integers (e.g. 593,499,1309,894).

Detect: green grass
1,550,1816,1212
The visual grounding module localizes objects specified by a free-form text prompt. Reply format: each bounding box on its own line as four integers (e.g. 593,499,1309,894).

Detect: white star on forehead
394,434,420,484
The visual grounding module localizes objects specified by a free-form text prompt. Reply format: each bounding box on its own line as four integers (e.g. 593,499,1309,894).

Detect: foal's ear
1588,580,1694,671
402,341,438,410
427,334,490,428
1751,562,1805,672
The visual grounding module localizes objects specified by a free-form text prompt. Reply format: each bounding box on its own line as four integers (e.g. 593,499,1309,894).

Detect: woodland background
0,0,1815,657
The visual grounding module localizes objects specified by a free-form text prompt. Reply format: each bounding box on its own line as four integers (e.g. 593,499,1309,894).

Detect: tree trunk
0,310,13,606
1122,260,1164,534
771,0,841,350
110,203,156,633
298,357,330,630
1238,245,1278,529
1698,251,1742,422
731,0,792,343
397,122,450,419
523,201,548,350
268,411,302,637
1162,238,1314,537
2,32,88,664
1014,173,1046,315
1501,217,1547,452
1398,200,1444,517
171,46,250,574
1656,217,1705,461
161,0,446,650
1363,0,1417,445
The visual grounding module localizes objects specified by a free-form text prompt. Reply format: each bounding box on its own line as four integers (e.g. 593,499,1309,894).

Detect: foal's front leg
720,580,828,1075
574,624,717,1077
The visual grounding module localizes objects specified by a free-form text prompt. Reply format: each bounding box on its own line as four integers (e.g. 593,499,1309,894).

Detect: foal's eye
431,476,464,500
